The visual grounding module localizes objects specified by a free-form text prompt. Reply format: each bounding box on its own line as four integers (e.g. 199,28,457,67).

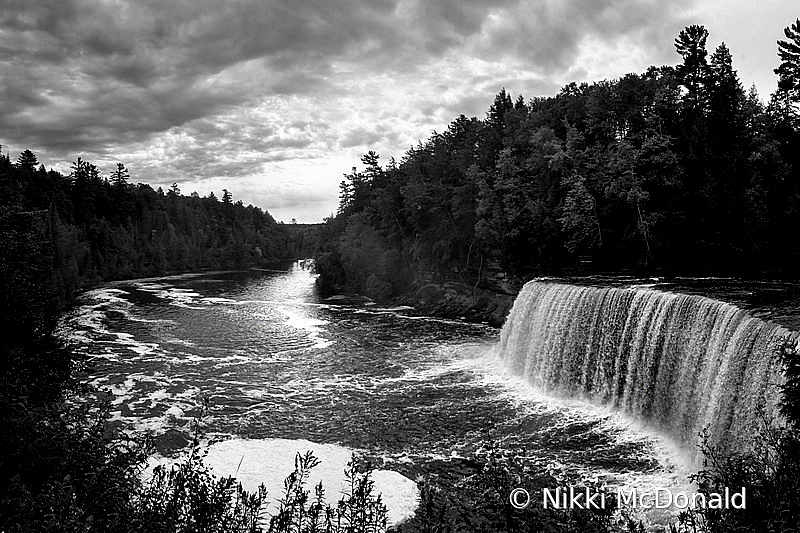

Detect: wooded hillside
315,23,800,300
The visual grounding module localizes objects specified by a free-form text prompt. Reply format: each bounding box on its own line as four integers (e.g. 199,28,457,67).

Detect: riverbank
399,280,517,327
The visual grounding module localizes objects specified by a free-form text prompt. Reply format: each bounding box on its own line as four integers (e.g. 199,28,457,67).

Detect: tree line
0,151,301,306
315,21,800,300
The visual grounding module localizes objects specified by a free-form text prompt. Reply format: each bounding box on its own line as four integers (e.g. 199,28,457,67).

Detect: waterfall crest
499,281,798,448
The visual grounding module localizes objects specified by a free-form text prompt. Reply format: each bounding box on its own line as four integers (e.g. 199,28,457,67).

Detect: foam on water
134,283,206,309
201,297,239,304
58,286,171,354
452,350,696,525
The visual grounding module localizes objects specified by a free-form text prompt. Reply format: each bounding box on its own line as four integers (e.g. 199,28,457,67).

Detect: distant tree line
316,21,800,300
0,150,305,306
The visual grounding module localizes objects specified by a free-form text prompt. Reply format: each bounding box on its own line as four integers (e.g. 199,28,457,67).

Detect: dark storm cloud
1,0,692,221
1,0,401,153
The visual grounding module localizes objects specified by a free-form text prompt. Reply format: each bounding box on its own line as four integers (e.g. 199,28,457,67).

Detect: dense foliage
398,448,624,533
315,22,800,299
677,343,800,533
678,422,800,532
135,448,389,533
0,152,297,304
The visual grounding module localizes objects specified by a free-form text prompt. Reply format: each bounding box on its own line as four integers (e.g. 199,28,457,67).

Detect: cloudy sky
1,1,797,222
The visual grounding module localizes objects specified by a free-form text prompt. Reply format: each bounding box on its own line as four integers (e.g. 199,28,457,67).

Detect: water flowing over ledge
498,280,800,450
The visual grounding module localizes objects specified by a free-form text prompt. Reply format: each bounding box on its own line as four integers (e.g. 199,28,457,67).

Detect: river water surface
59,262,699,525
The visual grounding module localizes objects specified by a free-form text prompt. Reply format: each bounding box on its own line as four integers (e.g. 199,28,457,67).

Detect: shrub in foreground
676,341,800,532
397,448,625,533
132,445,388,533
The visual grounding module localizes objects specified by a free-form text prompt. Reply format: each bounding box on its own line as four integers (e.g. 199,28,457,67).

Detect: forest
315,22,800,302
0,151,301,305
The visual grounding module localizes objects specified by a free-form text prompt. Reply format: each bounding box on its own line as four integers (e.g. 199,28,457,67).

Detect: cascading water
499,280,799,450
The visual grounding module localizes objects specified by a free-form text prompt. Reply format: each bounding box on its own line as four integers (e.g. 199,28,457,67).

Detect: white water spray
499,281,798,449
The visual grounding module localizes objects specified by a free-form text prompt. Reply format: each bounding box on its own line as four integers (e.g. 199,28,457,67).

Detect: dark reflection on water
59,262,692,499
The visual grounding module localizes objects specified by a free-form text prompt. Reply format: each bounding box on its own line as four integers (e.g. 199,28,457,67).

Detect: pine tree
88,162,101,183
361,151,382,183
338,179,352,214
70,157,89,182
483,88,515,165
486,88,514,132
16,150,39,173
709,42,743,120
775,18,800,102
222,189,232,204
675,25,710,110
109,163,130,188
0,146,12,178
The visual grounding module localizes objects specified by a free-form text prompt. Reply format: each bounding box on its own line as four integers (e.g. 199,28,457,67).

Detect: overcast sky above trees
1,0,797,222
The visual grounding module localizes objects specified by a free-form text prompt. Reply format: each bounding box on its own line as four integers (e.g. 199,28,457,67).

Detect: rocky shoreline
400,280,518,327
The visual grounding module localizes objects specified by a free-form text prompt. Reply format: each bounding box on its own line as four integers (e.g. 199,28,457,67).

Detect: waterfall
499,280,798,449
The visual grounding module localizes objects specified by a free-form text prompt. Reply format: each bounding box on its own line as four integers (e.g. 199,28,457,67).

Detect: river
64,262,770,526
